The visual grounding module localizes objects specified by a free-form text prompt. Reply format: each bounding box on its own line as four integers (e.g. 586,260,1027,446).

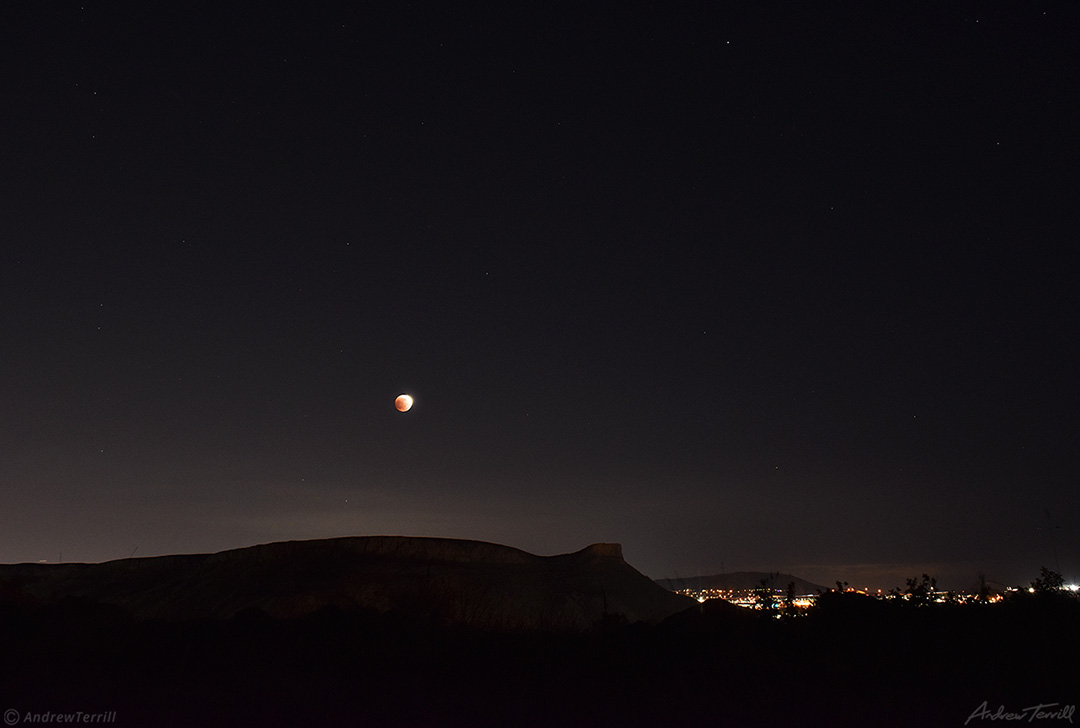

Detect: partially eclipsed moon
395,394,414,412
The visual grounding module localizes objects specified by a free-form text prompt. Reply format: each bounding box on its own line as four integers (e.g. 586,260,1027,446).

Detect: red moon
395,394,413,412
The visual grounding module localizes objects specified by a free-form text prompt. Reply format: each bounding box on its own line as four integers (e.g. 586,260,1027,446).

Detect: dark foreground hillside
1,590,1077,727
1,541,1077,727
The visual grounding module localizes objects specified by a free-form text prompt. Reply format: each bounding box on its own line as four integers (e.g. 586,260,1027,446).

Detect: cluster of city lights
676,586,1021,608
675,588,818,610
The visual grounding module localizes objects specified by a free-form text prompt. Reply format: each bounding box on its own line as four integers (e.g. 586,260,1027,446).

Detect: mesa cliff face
0,537,691,631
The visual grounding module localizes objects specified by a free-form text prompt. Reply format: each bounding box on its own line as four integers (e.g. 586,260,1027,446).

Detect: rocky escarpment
0,536,692,631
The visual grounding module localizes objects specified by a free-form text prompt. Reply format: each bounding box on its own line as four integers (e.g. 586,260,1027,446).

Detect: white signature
966,701,1075,725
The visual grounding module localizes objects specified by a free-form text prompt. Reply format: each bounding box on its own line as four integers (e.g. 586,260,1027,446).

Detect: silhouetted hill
654,571,828,595
0,536,693,630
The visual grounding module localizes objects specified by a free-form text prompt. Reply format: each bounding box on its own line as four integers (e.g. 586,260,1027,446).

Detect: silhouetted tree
754,576,778,611
904,574,936,606
781,581,799,619
1031,566,1065,594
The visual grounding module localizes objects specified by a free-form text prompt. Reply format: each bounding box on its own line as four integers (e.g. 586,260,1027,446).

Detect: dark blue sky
2,2,1077,589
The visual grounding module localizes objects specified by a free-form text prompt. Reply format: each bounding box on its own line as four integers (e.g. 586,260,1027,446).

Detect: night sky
3,2,1077,589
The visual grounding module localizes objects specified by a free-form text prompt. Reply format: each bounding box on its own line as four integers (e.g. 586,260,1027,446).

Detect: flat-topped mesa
220,537,626,566
212,535,539,566
0,536,692,629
